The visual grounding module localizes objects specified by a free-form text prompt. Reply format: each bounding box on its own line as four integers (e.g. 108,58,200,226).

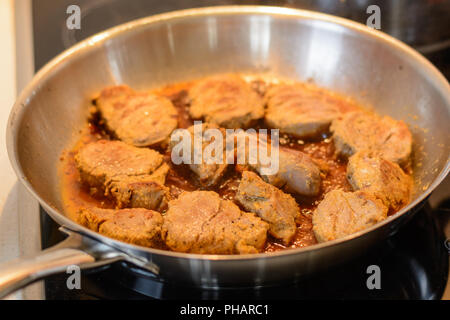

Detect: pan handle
0,240,94,299
0,227,158,299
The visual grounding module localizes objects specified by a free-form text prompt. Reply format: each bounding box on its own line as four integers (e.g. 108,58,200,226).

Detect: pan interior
12,9,450,221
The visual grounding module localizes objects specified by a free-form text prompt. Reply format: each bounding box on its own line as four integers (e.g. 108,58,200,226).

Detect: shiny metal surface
3,6,450,292
0,227,159,299
34,0,450,68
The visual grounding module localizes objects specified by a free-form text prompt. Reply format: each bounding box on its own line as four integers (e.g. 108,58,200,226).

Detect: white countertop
0,0,21,265
0,0,42,300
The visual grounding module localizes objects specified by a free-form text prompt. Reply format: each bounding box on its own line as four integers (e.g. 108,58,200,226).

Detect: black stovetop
40,202,449,300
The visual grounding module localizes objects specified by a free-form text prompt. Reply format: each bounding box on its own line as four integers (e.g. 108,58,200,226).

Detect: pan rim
7,5,450,262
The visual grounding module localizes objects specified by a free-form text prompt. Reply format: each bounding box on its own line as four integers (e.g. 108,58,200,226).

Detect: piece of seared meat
170,122,230,187
189,74,265,128
106,163,171,211
75,140,163,188
78,207,163,247
95,85,178,147
312,190,388,243
347,151,412,212
235,132,321,196
265,83,358,138
267,146,321,196
236,171,300,245
162,191,269,254
330,111,412,165
75,140,169,210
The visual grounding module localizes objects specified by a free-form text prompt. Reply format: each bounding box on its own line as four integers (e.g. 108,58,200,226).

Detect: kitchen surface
0,0,448,300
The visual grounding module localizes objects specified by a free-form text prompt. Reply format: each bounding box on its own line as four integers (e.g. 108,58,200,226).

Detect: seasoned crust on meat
330,111,412,165
64,76,417,255
347,151,412,212
75,140,163,187
95,85,178,147
265,83,358,138
78,207,163,247
75,140,169,210
234,132,322,196
170,122,230,187
236,171,300,245
268,146,321,196
162,191,269,254
106,163,171,211
189,74,265,128
312,190,388,243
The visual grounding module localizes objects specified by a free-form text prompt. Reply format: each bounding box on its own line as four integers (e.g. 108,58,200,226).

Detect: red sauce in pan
59,78,406,253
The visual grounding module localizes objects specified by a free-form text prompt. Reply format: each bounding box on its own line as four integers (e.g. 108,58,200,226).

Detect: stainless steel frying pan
1,6,449,298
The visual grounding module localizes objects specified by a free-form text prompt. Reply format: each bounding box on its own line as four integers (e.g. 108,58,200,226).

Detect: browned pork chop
331,111,412,165
170,122,230,187
189,74,264,128
268,146,322,196
236,171,300,245
265,83,358,138
95,85,178,147
75,140,169,210
106,163,171,211
234,132,321,196
78,207,163,247
347,151,412,212
312,190,388,243
162,191,269,254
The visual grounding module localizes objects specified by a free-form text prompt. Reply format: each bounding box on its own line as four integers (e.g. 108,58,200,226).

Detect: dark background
32,0,450,78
